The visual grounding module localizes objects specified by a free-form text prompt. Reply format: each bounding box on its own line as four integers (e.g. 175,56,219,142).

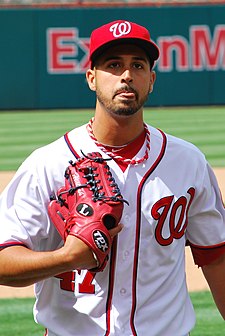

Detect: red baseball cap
89,20,160,68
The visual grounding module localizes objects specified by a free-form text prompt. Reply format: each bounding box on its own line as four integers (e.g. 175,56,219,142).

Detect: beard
96,85,149,117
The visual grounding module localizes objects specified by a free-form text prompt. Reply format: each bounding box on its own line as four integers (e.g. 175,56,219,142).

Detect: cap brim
90,38,159,68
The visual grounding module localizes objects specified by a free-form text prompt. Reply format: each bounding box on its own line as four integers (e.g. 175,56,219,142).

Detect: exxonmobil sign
47,24,225,74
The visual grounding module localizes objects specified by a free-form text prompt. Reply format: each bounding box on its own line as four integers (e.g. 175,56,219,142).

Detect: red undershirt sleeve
187,240,225,267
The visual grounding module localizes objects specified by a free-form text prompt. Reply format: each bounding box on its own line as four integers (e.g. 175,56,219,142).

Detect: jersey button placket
121,326,125,333
124,214,130,222
119,287,127,296
124,250,130,258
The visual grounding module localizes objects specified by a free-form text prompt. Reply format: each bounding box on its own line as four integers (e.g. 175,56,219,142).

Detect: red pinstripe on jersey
64,132,80,159
130,129,167,335
104,237,118,336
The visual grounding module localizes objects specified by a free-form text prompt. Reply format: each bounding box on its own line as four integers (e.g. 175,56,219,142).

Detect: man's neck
92,109,145,146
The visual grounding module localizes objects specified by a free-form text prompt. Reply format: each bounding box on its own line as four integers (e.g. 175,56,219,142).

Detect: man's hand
62,223,124,271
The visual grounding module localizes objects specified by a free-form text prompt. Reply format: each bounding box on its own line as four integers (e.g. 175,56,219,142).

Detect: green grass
0,109,93,171
190,291,225,335
0,297,44,335
0,291,224,335
0,106,225,171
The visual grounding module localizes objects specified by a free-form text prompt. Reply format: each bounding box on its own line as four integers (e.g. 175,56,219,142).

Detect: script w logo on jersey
151,187,195,246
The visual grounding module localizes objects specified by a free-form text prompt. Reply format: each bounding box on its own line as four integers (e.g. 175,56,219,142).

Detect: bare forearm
0,246,71,287
0,225,121,287
0,237,97,287
202,254,225,320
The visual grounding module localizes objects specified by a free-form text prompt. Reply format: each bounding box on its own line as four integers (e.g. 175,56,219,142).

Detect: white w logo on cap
109,21,131,38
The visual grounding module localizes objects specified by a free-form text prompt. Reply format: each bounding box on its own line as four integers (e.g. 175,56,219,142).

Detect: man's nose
121,69,133,83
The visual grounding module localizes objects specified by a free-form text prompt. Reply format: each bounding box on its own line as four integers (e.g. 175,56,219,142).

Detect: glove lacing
67,153,128,204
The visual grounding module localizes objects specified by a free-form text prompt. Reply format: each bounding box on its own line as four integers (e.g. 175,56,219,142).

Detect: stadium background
0,0,225,109
0,0,224,322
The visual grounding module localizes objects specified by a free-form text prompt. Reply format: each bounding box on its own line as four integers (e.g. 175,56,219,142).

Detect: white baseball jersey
0,123,225,336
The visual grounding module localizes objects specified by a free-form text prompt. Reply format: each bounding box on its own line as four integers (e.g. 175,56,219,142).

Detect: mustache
113,86,138,98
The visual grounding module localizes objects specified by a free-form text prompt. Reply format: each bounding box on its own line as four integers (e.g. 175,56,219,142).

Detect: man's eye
109,62,120,68
133,63,144,69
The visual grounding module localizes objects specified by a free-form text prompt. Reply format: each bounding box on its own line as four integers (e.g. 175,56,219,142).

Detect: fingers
63,235,97,270
62,223,124,271
109,223,124,238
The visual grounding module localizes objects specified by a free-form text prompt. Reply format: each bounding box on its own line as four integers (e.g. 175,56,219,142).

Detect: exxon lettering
47,25,225,74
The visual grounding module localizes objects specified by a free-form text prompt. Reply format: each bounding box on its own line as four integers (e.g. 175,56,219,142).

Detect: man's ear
86,69,96,91
149,71,156,93
149,83,153,93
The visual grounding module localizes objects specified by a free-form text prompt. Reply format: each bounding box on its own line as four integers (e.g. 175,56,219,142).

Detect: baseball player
0,20,225,336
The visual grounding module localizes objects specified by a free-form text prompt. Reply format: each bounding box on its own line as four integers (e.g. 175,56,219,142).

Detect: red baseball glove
48,152,128,272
